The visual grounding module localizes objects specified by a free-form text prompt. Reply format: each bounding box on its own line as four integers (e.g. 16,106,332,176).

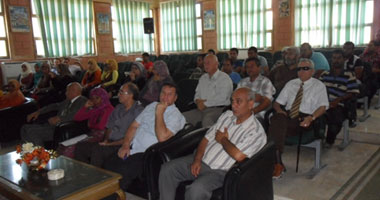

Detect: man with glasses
74,83,144,167
267,58,329,179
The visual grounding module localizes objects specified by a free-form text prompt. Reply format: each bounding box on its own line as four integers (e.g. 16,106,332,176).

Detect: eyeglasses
118,90,129,95
297,67,311,71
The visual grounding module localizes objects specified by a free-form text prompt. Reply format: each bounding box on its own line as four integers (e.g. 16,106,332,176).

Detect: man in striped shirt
159,87,267,200
320,49,359,148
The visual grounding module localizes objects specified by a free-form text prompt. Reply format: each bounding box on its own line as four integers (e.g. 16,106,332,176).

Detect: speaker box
143,18,154,34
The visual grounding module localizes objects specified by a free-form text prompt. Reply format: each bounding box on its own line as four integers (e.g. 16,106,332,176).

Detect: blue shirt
311,52,330,71
229,72,241,84
130,102,186,154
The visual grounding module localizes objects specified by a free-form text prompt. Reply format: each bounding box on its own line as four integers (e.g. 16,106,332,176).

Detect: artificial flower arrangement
16,143,58,171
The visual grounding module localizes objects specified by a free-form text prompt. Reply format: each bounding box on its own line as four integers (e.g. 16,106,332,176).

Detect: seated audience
183,55,233,127
300,42,330,78
33,63,43,88
101,59,119,94
269,46,300,96
124,62,147,90
74,83,143,167
68,58,83,76
159,87,267,200
51,58,61,75
139,60,173,106
189,54,206,80
81,59,102,95
142,52,154,77
268,58,329,179
207,49,216,55
60,87,114,157
320,50,359,148
104,82,186,192
229,48,244,75
361,40,380,89
343,41,364,74
19,62,34,91
0,80,25,109
32,62,53,106
237,57,275,121
21,82,87,146
222,58,241,84
247,46,270,76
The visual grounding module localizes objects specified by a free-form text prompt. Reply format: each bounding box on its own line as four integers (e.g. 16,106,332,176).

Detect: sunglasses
297,67,311,71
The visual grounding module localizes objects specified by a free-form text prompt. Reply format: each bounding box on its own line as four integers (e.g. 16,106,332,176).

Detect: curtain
34,0,93,57
218,0,271,50
160,0,197,52
295,0,370,47
113,0,151,53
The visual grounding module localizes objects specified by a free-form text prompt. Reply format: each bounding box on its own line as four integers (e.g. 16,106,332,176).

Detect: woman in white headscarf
19,62,34,91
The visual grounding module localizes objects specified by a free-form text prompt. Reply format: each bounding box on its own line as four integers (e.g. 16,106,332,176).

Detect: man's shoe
273,163,285,179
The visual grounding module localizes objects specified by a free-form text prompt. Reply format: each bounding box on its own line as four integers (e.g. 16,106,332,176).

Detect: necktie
289,82,304,119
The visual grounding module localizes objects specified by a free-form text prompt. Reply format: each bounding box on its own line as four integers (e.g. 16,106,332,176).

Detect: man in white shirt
183,54,233,127
268,58,329,179
159,87,267,200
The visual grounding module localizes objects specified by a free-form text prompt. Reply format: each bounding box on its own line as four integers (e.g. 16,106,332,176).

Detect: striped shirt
202,111,267,171
237,75,276,118
319,70,359,103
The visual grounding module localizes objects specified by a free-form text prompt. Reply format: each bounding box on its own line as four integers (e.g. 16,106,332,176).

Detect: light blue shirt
311,52,330,71
130,102,186,155
229,72,241,84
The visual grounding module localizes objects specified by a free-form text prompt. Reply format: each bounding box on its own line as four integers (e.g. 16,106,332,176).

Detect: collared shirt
202,111,267,171
344,55,363,72
269,63,298,96
311,52,330,71
232,59,244,69
276,77,329,114
319,70,359,103
130,102,186,155
106,102,144,141
194,70,233,107
229,71,241,84
237,75,276,118
70,95,80,104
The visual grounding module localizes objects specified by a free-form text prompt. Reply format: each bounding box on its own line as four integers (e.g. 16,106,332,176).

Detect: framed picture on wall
97,13,111,34
9,6,30,32
204,10,215,30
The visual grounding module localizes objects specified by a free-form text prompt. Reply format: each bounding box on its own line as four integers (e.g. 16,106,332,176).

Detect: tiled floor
1,97,380,200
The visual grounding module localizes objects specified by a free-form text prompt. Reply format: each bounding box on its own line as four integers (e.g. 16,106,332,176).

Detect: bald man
183,54,233,127
21,82,87,146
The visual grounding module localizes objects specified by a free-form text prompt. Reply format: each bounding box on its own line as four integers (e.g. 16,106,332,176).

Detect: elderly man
300,42,330,78
104,82,186,191
269,46,301,96
74,83,144,167
320,50,359,148
238,57,275,122
183,54,233,127
21,82,87,146
159,87,267,200
268,58,329,178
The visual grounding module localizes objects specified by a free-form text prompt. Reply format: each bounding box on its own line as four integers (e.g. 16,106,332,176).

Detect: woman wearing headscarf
81,59,102,95
101,59,119,94
139,60,173,106
124,62,147,90
61,87,114,158
0,80,25,109
19,62,34,91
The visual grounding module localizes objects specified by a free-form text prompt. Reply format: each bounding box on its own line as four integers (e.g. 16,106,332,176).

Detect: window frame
0,0,9,58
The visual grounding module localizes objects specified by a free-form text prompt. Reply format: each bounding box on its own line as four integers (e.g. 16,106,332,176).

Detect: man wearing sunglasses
268,58,329,179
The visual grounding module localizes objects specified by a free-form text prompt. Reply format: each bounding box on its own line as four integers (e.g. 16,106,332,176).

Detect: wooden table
0,151,125,200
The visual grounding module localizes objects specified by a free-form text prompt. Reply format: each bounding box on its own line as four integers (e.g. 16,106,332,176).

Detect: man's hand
156,102,168,114
190,159,202,177
299,116,313,128
99,140,109,146
196,99,207,111
27,111,40,122
329,99,340,108
48,116,61,125
215,128,228,144
118,144,130,159
277,110,287,116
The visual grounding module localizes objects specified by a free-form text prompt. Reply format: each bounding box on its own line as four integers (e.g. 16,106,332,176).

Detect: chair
338,119,350,151
0,97,38,143
144,127,275,200
175,79,198,112
375,89,380,109
49,120,90,149
357,96,370,122
258,51,273,69
272,51,282,65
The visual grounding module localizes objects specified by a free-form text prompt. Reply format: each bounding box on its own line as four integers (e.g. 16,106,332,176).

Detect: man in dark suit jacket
20,82,87,146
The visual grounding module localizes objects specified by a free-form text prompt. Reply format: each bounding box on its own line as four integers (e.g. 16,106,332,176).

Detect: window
0,0,8,57
196,3,202,51
112,1,153,54
160,0,198,52
32,0,94,57
218,0,273,50
31,2,44,56
295,0,373,47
